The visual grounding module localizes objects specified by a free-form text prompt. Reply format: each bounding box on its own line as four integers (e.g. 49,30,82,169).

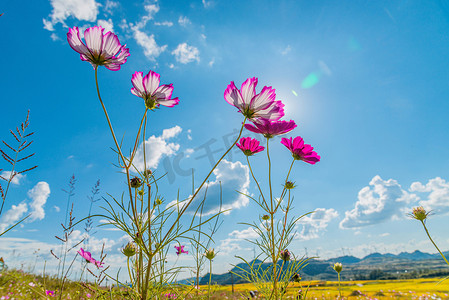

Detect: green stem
208,259,212,300
338,273,341,299
421,220,449,266
274,159,295,213
158,118,247,248
246,156,268,210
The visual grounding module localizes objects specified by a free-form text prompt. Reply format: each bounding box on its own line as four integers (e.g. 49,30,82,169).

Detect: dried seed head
204,248,216,260
411,206,429,221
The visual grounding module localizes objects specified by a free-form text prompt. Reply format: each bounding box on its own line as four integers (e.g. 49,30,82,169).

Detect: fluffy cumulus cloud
97,18,114,33
132,27,167,61
0,202,28,233
43,0,99,31
217,226,256,255
0,171,25,185
410,177,449,214
172,43,200,64
296,208,338,240
340,175,418,229
169,159,250,216
132,126,182,171
27,182,51,222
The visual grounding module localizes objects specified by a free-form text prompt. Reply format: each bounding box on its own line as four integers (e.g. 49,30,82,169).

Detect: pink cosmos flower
174,245,188,256
45,290,55,296
77,248,103,268
245,119,297,138
164,293,177,299
236,137,265,156
224,77,284,121
67,26,130,71
281,136,321,164
131,71,179,110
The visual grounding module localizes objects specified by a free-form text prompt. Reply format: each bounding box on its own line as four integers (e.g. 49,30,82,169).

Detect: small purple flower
224,77,284,121
236,137,265,156
174,245,188,256
245,119,297,138
67,26,130,71
131,70,180,110
281,136,320,164
45,290,55,297
164,293,177,299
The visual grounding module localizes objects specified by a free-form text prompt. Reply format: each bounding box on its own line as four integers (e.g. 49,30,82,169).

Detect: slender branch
421,220,449,266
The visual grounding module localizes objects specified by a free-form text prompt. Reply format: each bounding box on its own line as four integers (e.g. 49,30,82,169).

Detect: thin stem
208,259,212,300
421,220,449,266
338,272,341,299
246,156,268,210
159,118,247,248
274,159,295,213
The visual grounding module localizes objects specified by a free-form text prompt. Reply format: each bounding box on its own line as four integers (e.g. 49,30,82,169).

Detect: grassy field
1,269,449,299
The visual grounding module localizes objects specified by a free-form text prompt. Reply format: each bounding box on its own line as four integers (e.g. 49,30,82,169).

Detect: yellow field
212,278,449,299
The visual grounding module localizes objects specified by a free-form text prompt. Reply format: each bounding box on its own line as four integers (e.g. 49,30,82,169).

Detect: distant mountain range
179,250,449,285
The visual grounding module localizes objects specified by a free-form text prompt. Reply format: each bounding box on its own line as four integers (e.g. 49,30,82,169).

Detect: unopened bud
122,242,137,257
333,262,342,273
262,214,270,221
130,177,142,188
143,169,152,178
204,248,216,260
280,249,291,261
285,181,296,190
411,206,428,221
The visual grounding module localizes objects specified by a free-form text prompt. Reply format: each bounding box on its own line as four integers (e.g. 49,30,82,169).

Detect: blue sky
1,0,449,279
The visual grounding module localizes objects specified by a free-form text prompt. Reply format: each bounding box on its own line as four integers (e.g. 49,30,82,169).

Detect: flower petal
224,82,244,108
84,26,104,54
131,72,145,97
154,84,173,100
240,77,258,105
250,86,276,111
101,31,121,58
143,71,161,95
67,27,90,56
254,101,285,121
157,97,179,107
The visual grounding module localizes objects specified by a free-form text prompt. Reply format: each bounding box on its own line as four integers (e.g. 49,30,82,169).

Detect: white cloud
135,4,160,29
0,202,28,233
154,21,173,27
43,0,99,31
97,18,114,33
187,129,192,140
132,27,167,61
27,182,51,222
53,205,60,212
172,43,200,64
281,45,291,55
104,0,119,15
229,227,258,240
169,159,250,215
132,126,182,171
202,0,213,8
0,171,25,185
410,177,449,214
185,148,194,158
208,58,215,67
50,33,60,41
178,16,191,27
340,175,418,229
296,208,338,240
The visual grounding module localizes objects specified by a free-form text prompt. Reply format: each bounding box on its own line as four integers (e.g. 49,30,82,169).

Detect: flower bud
262,214,270,221
333,262,342,273
122,242,137,257
204,248,216,260
280,249,291,261
291,273,301,282
155,198,162,206
143,169,152,178
138,190,144,196
411,206,428,221
285,181,296,190
130,177,142,188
